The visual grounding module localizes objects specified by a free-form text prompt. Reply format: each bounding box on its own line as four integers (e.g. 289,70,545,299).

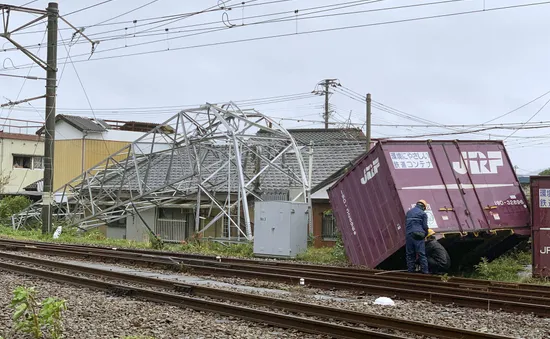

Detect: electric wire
6,0,548,69
8,0,459,52
7,0,383,52
503,96,550,141
65,0,117,17
10,0,287,36
87,0,161,29
0,28,47,125
482,89,550,125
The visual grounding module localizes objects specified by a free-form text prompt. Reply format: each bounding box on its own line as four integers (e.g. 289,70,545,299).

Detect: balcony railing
156,218,187,241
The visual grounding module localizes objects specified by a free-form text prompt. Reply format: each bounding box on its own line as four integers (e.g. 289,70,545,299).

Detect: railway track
1,237,546,294
0,251,513,339
1,238,549,317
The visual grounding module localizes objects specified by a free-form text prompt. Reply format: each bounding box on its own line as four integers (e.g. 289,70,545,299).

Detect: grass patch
296,233,348,265
0,225,254,258
470,249,549,285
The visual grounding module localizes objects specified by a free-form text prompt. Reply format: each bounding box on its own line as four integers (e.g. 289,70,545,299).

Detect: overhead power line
6,0,382,52
504,96,550,141
65,0,117,17
5,0,549,70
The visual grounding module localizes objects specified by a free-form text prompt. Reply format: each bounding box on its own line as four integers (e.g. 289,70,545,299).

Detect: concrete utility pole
0,2,95,234
324,80,330,129
366,93,372,151
41,2,59,234
313,79,339,129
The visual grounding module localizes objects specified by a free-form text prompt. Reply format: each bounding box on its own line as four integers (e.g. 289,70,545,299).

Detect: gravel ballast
0,272,329,339
2,250,550,339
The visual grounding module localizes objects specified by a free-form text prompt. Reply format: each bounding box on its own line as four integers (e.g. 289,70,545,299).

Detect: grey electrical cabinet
253,201,309,259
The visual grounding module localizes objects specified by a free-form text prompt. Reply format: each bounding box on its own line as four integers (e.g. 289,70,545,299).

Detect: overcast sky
1,0,550,174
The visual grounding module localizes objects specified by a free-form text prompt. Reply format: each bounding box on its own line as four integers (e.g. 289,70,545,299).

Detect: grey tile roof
286,128,366,145
36,115,107,135
95,136,367,197
59,115,108,133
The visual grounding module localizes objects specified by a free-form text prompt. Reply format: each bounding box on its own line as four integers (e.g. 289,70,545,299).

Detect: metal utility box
253,201,309,258
328,140,530,269
530,176,550,278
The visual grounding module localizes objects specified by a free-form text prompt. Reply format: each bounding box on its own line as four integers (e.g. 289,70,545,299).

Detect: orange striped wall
53,139,130,191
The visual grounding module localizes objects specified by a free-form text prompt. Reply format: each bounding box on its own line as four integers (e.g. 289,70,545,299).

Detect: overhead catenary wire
10,0,289,36
86,0,162,29
3,0,383,52
5,0,550,70
0,28,47,125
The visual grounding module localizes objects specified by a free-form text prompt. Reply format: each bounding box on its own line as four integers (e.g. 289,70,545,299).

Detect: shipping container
328,140,530,269
530,176,550,278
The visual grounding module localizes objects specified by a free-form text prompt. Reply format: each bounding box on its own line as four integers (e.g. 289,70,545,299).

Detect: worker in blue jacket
405,199,429,273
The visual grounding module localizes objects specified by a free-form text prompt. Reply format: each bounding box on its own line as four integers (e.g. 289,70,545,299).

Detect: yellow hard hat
426,229,436,238
417,199,428,207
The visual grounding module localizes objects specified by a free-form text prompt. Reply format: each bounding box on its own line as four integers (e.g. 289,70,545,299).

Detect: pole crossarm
13,103,310,242
0,4,48,15
0,94,46,108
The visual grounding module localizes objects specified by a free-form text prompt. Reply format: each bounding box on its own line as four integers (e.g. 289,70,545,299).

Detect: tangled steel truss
13,102,310,240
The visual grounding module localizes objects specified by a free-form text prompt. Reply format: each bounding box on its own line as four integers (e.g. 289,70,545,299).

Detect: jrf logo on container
452,151,503,175
360,158,380,185
541,247,550,255
340,190,357,235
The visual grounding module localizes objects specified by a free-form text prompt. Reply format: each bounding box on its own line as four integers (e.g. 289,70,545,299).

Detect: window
13,155,44,170
32,157,43,169
321,212,338,240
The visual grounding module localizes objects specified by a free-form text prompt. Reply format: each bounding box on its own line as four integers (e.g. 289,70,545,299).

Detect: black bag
411,232,426,241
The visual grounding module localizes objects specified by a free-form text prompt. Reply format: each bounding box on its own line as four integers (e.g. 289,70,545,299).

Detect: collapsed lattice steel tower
13,102,310,240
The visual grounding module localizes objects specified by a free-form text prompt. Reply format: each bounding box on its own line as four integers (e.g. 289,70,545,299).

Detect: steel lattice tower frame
13,102,310,240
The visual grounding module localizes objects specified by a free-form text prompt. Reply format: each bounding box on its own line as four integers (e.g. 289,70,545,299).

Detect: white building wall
55,121,85,140
55,122,172,154
0,137,44,193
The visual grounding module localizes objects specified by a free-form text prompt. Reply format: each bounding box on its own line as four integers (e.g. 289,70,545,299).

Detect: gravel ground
0,257,425,339
2,250,550,339
0,271,333,339
198,277,550,339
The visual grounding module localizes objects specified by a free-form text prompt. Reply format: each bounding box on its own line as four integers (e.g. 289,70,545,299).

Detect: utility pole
366,93,372,151
313,79,339,129
0,3,95,234
324,80,330,129
41,2,58,234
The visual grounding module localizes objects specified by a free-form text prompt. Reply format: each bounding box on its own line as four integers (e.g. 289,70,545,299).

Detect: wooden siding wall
312,201,336,248
54,139,130,190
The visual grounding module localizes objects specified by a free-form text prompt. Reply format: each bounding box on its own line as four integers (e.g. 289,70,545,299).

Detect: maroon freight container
328,140,530,269
531,176,550,278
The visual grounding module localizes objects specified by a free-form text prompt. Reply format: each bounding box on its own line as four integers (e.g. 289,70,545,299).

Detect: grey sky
1,0,549,174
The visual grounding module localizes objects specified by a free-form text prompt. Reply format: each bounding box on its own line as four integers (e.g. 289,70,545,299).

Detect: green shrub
473,250,531,282
0,196,32,220
148,233,164,250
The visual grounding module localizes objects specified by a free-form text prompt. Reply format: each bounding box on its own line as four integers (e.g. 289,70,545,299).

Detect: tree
539,168,550,176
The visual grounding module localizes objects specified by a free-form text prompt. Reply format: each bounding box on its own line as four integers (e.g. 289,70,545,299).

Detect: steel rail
1,242,550,317
2,241,549,305
0,252,510,339
0,260,405,339
2,238,548,294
